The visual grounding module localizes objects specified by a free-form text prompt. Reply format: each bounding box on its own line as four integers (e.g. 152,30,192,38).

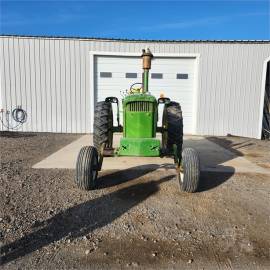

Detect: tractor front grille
127,101,153,112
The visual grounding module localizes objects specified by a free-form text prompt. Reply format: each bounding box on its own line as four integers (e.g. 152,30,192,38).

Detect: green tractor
75,49,200,192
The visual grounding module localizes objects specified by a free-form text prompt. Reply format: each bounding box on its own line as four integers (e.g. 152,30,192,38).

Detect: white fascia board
89,51,200,58
258,56,270,139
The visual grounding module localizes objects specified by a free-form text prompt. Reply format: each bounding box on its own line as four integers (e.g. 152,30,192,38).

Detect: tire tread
181,148,200,192
163,101,183,154
75,146,98,190
93,101,113,151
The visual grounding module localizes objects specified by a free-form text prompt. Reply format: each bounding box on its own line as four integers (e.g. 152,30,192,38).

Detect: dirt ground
0,132,270,269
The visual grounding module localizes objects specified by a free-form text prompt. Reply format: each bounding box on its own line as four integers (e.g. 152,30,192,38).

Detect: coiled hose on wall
0,107,27,130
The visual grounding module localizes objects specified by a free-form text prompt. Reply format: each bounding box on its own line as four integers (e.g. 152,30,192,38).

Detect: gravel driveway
0,132,270,269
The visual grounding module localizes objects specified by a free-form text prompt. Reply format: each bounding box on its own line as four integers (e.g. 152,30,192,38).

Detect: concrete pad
33,134,175,170
33,135,92,169
33,134,270,175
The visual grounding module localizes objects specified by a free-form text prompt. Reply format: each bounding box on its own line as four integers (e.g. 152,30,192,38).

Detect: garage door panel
150,67,194,73
151,77,194,85
150,74,194,79
96,57,140,63
94,76,194,83
96,79,143,84
95,55,196,134
97,87,194,95
149,84,194,91
95,71,142,75
152,58,195,64
96,67,142,73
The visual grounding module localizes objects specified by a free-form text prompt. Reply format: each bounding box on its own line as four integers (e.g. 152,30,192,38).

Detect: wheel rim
180,171,184,183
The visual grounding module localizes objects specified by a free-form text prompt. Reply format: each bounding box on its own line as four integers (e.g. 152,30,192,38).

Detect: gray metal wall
0,36,269,138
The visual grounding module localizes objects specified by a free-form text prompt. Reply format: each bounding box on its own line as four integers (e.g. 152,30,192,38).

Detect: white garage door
94,55,196,134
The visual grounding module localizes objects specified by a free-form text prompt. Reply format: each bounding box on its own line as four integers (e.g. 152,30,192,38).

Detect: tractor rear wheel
75,146,99,190
93,101,113,152
162,101,183,155
179,148,200,192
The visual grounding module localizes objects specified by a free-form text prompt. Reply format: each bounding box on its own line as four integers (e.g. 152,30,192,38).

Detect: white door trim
258,55,270,139
89,51,200,134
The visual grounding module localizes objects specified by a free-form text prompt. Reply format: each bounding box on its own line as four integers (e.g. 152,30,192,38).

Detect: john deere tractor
75,49,200,192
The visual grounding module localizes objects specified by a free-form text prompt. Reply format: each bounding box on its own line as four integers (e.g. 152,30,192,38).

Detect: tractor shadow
0,175,174,265
206,136,254,157
183,137,240,192
198,171,234,192
98,136,240,192
97,163,174,189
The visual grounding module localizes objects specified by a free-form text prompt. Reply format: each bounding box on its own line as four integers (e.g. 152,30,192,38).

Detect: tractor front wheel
178,148,200,193
75,146,99,190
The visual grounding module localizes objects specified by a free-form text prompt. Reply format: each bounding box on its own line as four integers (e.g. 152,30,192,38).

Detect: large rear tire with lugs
179,148,200,192
93,101,113,152
75,146,99,190
162,101,183,155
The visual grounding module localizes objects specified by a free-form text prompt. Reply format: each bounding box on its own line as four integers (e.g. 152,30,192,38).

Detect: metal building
0,35,269,138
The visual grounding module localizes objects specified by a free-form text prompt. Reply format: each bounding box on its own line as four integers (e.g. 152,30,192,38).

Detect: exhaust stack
141,48,153,93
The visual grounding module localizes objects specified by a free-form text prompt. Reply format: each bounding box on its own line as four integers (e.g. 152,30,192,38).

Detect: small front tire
179,148,200,193
75,146,99,190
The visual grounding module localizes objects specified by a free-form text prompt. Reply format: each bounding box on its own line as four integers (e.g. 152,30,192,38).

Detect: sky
0,0,269,40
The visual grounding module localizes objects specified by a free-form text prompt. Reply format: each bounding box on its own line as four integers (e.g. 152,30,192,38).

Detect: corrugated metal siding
0,36,269,138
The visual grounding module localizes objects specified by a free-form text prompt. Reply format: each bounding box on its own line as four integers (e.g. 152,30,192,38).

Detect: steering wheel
129,82,143,94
